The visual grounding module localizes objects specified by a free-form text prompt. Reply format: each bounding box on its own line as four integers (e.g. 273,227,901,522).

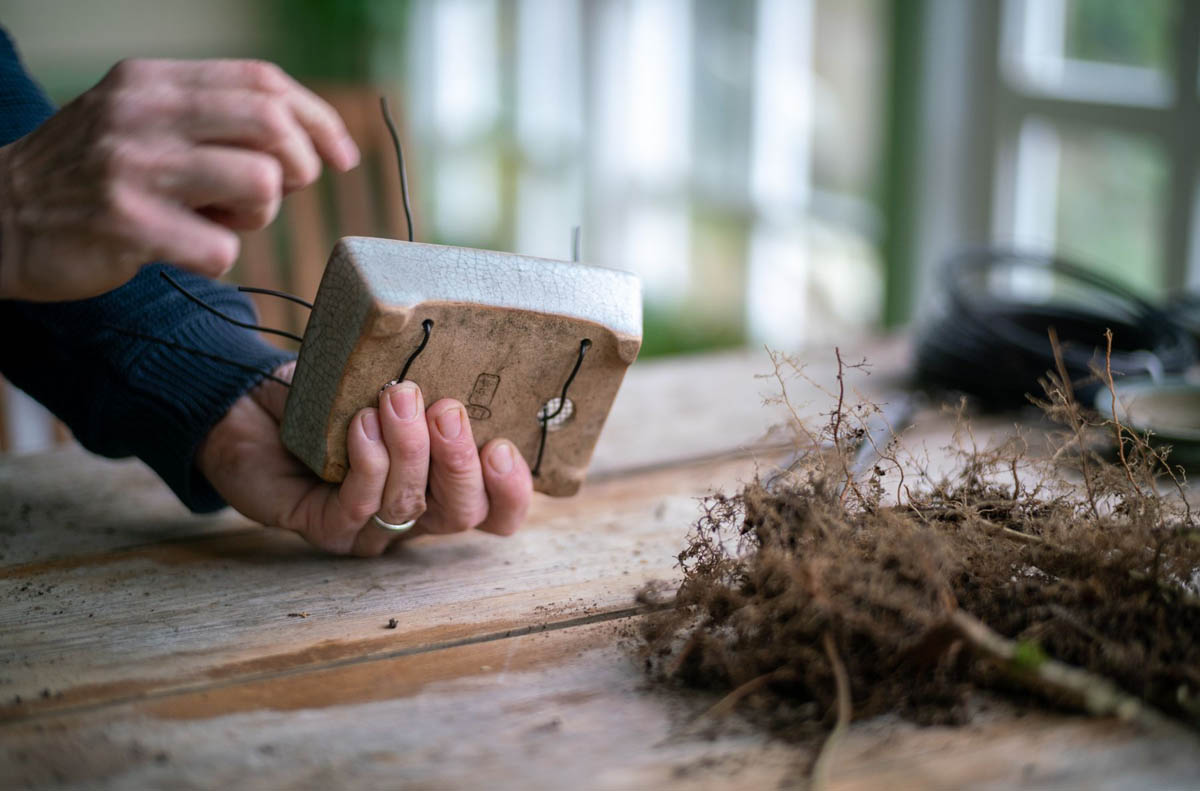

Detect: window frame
894,0,1200,324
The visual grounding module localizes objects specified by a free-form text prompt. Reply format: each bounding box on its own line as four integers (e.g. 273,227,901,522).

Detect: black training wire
160,272,305,343
380,96,414,243
104,325,291,387
914,248,1196,408
532,339,591,477
396,319,433,383
237,285,314,310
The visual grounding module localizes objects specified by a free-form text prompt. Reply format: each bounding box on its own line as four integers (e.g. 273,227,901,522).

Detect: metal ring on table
372,514,418,533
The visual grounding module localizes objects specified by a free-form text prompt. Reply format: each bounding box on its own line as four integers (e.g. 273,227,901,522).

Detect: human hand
0,59,360,302
197,362,534,556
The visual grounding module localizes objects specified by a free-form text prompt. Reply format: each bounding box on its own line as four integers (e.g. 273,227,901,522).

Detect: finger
311,408,388,555
353,382,430,557
109,186,239,277
422,399,489,535
474,440,534,537
351,519,430,557
176,89,323,192
155,146,283,229
278,81,360,172
159,60,360,171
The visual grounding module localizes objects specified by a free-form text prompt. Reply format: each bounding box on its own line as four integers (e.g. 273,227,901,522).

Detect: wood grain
5,342,1189,789
4,618,1197,790
0,454,754,720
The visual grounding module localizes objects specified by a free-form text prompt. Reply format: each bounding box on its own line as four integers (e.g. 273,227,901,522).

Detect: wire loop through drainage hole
538,397,575,431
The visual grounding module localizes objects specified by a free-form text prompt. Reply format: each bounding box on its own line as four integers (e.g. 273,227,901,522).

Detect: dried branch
947,610,1173,731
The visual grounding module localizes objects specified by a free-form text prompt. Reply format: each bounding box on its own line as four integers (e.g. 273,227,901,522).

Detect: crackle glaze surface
281,238,643,496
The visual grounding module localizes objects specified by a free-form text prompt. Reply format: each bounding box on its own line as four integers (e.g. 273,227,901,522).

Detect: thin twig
833,348,867,508
1048,327,1100,521
1103,329,1145,500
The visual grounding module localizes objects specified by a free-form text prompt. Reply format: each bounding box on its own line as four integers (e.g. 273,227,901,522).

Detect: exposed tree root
639,344,1200,753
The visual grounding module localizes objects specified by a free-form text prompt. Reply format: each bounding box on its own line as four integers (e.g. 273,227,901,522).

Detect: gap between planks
0,602,666,727
1,452,770,722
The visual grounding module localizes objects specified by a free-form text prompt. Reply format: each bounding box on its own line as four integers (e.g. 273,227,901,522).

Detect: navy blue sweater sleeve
0,29,295,512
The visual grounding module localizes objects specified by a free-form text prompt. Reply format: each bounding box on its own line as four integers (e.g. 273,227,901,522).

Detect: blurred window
404,0,888,355
991,0,1196,297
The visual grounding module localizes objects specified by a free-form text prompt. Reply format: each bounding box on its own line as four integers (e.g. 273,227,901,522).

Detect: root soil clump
640,344,1200,739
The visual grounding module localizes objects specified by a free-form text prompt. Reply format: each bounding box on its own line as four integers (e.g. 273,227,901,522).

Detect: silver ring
372,514,418,533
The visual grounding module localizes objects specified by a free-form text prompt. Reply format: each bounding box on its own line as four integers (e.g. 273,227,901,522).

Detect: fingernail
361,410,381,441
340,136,361,169
390,382,419,421
435,407,463,440
488,442,514,475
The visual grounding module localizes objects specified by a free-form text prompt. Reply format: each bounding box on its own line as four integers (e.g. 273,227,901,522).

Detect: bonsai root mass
639,343,1200,740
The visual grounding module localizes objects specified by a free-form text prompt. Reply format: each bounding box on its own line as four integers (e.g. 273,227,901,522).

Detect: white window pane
515,169,582,261
1012,118,1061,251
434,150,501,243
624,200,691,302
1002,0,1171,104
516,0,583,157
626,0,692,185
432,0,500,141
746,223,807,348
750,0,813,216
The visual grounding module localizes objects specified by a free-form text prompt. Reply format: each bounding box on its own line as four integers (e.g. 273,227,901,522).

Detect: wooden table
2,343,1198,790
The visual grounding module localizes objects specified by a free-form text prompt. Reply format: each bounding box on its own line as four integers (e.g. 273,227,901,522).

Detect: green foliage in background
268,0,408,82
1065,0,1173,69
639,305,744,359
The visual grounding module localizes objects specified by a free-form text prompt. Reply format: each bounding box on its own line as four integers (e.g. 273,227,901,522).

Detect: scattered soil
639,341,1200,746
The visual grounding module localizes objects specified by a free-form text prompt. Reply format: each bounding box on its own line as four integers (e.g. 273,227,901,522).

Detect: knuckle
243,155,283,202
101,137,147,179
104,58,147,88
384,492,426,520
346,501,378,525
233,203,276,232
253,98,291,140
390,432,430,461
358,455,389,484
244,60,288,93
291,148,321,186
438,442,479,475
103,181,145,229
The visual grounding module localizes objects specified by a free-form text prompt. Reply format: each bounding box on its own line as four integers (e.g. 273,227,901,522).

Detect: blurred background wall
0,0,1194,450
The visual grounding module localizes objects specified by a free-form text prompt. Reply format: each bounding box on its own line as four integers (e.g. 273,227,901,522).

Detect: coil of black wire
914,248,1196,409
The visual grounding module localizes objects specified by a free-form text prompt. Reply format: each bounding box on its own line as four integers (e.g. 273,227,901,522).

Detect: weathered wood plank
0,448,240,567
3,617,1196,790
0,454,757,718
0,343,875,567
591,341,905,476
